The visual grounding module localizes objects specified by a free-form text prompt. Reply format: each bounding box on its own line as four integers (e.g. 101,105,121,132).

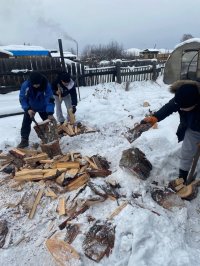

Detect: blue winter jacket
19,80,55,114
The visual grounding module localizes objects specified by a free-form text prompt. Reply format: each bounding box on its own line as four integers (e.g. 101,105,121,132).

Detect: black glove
72,105,77,114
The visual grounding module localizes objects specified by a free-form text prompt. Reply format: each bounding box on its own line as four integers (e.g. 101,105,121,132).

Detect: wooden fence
0,57,165,93
0,57,62,93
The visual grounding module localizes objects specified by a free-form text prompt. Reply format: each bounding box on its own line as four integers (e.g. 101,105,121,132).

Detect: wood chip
28,188,44,219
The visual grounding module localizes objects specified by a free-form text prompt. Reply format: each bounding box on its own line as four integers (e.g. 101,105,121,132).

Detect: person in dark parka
141,80,200,183
17,71,55,148
52,72,77,124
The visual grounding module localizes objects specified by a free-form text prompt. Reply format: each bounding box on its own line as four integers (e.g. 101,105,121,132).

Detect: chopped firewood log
39,159,54,164
119,147,152,180
40,140,62,158
91,155,110,170
56,173,65,186
151,188,185,209
60,124,73,136
0,153,10,160
83,220,115,262
83,156,99,170
68,108,76,125
15,174,45,182
55,162,80,169
65,173,90,191
88,181,119,199
65,224,80,244
45,188,57,199
88,169,112,178
15,169,44,177
176,183,198,200
56,154,70,162
67,124,75,135
108,201,128,220
57,198,66,216
59,205,89,230
17,148,38,156
79,163,89,173
46,238,80,266
74,126,78,134
43,169,61,180
23,153,49,164
28,188,44,219
9,148,26,159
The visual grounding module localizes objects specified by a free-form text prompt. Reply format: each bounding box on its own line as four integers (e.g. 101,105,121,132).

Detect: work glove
141,116,158,126
28,109,35,118
72,105,77,114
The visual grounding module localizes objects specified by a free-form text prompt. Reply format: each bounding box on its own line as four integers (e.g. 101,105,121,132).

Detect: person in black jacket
52,72,77,124
141,80,200,183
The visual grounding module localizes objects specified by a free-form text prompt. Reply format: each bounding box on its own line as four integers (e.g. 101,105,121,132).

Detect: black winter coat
52,78,77,106
154,98,200,142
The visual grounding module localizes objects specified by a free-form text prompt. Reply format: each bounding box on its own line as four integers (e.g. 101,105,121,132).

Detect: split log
45,188,57,199
59,205,89,230
119,147,152,180
40,140,62,158
83,156,99,170
55,162,80,169
46,238,80,266
65,224,80,244
151,188,185,209
28,188,44,219
83,220,115,262
17,148,38,156
88,169,112,178
9,148,26,159
108,202,128,220
65,173,90,191
57,198,66,216
68,108,76,124
23,153,49,164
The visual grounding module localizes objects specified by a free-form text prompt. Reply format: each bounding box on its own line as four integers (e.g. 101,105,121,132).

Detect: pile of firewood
57,122,97,137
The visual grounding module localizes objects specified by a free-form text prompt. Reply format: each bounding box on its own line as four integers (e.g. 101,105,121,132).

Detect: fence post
152,61,157,81
58,39,66,71
116,62,121,84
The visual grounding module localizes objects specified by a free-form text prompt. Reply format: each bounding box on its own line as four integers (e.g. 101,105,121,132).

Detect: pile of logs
57,122,97,137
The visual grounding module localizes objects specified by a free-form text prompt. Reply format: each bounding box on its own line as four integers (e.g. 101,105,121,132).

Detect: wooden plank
28,188,44,219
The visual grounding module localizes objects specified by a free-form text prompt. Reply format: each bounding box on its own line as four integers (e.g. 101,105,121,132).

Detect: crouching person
17,71,55,148
52,72,77,124
140,80,200,184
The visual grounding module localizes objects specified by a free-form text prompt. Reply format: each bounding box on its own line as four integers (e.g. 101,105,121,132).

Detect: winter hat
60,72,71,83
29,72,43,85
174,84,199,108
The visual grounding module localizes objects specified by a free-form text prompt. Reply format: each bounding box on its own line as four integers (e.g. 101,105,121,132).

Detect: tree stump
40,140,62,158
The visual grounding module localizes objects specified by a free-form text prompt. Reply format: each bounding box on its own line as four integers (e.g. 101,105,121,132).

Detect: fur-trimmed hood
170,80,200,94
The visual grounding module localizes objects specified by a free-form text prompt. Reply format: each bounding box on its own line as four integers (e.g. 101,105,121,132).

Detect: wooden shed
140,49,159,59
164,38,200,84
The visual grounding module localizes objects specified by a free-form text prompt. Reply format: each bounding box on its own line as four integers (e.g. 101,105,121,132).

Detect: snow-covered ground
1,78,200,266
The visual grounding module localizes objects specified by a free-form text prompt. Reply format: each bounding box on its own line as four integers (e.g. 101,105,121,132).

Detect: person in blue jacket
17,71,55,148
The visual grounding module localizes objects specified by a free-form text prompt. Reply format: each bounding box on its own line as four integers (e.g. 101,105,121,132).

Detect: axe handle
186,143,200,185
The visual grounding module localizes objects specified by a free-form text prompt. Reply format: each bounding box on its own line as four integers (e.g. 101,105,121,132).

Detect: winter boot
17,138,29,148
179,169,191,184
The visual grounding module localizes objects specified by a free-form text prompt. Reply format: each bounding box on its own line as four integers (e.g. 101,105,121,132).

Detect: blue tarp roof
8,50,50,56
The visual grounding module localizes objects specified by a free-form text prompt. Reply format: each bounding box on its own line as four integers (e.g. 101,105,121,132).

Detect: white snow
175,38,200,49
0,78,200,266
0,45,48,51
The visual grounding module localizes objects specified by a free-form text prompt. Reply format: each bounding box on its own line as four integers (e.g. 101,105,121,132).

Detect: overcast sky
0,0,199,53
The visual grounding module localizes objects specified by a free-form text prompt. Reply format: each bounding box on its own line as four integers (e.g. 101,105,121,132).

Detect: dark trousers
21,111,48,140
